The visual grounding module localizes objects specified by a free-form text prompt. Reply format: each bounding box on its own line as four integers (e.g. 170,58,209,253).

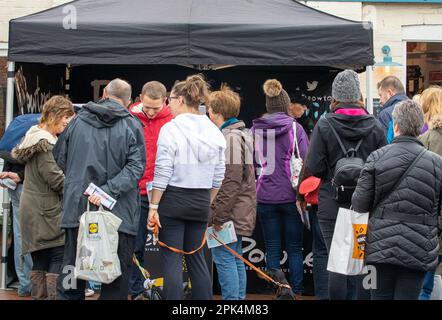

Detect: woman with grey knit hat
252,79,309,297
302,69,386,300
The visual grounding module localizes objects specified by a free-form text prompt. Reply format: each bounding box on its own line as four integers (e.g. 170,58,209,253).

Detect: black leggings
159,215,212,300
370,263,426,300
31,246,64,274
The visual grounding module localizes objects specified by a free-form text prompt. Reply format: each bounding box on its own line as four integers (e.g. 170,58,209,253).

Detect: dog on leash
265,268,296,300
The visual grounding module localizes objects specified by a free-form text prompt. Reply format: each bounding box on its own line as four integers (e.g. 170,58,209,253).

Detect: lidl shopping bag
75,203,122,284
327,207,369,275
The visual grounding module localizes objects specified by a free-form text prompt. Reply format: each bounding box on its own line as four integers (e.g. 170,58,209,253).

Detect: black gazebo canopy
8,0,374,68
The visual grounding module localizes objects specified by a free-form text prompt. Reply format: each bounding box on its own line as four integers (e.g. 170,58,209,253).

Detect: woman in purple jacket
252,79,309,296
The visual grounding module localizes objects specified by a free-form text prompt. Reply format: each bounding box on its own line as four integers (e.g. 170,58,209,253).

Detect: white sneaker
85,288,95,297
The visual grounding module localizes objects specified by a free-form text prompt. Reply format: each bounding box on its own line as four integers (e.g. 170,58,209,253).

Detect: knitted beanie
263,79,290,114
332,70,361,103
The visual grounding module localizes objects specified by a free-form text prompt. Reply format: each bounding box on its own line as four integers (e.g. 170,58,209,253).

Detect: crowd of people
1,69,442,300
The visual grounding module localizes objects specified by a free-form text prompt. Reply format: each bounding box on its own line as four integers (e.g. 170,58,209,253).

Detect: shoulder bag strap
373,148,426,211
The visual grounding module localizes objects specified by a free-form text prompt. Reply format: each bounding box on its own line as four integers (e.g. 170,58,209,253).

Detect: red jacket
130,102,173,196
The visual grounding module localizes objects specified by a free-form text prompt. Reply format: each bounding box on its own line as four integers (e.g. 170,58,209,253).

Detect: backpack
0,114,40,152
325,116,364,204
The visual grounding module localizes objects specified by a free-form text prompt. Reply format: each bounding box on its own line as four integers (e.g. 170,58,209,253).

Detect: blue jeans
309,206,329,300
257,203,304,294
129,196,149,297
212,236,246,300
9,184,33,294
419,256,442,300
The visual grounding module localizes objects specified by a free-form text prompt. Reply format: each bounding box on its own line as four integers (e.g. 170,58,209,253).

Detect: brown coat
12,127,65,255
420,115,442,273
210,121,256,237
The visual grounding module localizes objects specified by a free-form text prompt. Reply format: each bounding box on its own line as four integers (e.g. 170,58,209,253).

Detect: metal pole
1,61,15,290
366,65,374,115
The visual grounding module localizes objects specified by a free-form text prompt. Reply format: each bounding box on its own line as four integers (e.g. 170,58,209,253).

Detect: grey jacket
53,99,146,236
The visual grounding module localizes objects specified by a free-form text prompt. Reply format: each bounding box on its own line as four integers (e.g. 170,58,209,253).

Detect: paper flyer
206,221,237,249
85,183,117,210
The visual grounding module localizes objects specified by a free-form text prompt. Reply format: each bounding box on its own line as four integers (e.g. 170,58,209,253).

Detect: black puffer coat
352,136,442,271
304,105,386,220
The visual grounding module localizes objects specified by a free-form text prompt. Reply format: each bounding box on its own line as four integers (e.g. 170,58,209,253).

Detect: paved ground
0,289,313,300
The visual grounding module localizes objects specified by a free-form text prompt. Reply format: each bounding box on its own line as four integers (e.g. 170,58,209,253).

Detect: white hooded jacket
153,113,226,191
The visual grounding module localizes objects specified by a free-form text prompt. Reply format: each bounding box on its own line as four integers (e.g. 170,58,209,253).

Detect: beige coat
12,126,65,254
420,115,442,274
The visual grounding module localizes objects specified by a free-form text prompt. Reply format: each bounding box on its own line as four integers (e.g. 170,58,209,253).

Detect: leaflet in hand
0,178,17,190
296,202,311,231
85,183,117,210
206,221,237,249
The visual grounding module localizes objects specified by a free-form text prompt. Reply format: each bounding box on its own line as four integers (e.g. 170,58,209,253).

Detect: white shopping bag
431,275,442,300
327,207,369,275
75,203,122,284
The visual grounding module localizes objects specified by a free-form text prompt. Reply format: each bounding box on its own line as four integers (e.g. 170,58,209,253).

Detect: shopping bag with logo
290,122,303,189
327,207,368,275
75,202,122,284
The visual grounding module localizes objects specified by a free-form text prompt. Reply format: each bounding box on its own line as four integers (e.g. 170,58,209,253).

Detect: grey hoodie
53,99,146,236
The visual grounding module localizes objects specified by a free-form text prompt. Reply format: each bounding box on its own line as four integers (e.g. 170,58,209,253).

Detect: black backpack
325,117,365,204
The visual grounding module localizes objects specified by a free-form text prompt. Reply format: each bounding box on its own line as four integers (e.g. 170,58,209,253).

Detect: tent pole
366,65,374,114
1,61,15,290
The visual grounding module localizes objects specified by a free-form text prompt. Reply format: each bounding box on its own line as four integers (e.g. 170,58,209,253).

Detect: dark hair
171,74,210,109
288,93,309,106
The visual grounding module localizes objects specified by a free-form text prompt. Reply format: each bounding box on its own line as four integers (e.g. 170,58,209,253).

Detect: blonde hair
421,87,442,126
172,74,210,109
207,84,241,120
39,95,74,128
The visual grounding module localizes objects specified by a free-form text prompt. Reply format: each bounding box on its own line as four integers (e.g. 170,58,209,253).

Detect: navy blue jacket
377,93,408,135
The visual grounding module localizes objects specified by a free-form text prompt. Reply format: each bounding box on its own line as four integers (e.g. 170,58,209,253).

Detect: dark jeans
57,228,135,300
129,196,149,297
159,215,212,300
31,246,64,274
319,218,370,300
309,206,329,300
257,203,304,294
371,263,426,300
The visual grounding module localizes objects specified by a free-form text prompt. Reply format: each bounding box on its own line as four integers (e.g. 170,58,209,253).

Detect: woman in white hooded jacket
148,74,226,300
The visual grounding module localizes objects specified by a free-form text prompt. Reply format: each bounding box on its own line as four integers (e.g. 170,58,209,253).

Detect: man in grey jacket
54,79,146,300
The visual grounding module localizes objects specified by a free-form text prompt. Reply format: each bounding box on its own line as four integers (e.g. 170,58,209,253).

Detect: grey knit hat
332,70,361,103
263,79,290,114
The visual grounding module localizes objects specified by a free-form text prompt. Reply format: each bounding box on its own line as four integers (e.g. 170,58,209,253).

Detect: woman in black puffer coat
352,100,442,300
304,70,386,300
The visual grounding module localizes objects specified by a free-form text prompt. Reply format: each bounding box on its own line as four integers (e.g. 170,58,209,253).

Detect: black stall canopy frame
8,0,374,68
2,0,375,289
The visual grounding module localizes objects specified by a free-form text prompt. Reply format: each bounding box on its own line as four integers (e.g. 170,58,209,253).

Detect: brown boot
45,273,59,300
30,271,47,300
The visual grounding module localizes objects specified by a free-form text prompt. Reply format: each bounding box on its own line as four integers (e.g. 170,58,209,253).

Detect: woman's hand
147,208,161,232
